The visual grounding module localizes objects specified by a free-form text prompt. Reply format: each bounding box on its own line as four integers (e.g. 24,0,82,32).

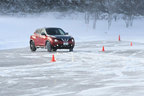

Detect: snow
0,41,144,96
0,13,144,96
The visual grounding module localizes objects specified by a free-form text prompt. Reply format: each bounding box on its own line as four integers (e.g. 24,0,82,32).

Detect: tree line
0,0,144,28
0,0,144,16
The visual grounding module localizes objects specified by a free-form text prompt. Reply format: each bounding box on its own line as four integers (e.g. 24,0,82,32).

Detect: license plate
63,42,68,45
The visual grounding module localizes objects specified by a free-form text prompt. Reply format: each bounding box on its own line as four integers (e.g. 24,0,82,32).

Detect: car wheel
69,48,73,52
30,41,36,52
53,49,57,52
46,41,52,52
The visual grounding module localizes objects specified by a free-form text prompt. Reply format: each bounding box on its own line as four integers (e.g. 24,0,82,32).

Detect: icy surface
0,41,144,96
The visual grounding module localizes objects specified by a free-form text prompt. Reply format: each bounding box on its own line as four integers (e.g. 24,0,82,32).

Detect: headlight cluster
71,39,74,42
54,39,58,42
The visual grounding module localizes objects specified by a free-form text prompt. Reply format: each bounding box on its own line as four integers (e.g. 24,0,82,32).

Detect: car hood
51,35,73,39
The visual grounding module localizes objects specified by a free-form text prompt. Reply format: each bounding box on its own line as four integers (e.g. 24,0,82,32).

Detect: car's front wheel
53,49,57,52
69,48,73,52
46,41,52,52
30,41,37,52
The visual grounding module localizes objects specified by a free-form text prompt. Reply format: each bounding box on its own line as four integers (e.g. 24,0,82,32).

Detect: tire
53,49,57,52
30,41,36,52
46,41,52,52
69,48,73,52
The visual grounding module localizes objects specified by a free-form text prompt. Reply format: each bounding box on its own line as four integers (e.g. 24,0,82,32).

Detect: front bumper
52,41,75,49
52,43,74,49
53,45,74,49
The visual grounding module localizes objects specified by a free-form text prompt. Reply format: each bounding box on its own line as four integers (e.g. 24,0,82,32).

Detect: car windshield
46,28,66,35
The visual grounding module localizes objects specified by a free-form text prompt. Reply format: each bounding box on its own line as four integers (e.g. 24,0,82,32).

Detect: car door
39,29,47,46
34,30,39,46
34,29,41,46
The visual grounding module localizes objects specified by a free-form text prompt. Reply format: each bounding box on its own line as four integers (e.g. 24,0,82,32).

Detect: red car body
30,28,75,52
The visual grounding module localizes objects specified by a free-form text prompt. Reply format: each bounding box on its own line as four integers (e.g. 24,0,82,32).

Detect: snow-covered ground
0,13,144,96
0,41,144,96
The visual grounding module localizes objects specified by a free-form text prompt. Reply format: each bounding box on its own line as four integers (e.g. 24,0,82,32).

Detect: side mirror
65,33,68,35
41,33,46,36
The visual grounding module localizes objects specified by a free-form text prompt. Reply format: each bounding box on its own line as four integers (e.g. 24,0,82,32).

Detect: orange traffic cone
131,42,133,46
102,46,105,52
118,35,121,41
51,54,56,62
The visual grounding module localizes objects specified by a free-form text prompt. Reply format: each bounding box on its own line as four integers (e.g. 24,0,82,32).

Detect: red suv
30,28,75,52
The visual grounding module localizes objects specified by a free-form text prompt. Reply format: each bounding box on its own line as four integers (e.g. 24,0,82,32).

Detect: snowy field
0,13,144,96
0,41,144,96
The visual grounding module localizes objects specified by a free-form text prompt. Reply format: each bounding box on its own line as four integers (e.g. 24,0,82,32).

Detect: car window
35,29,41,35
46,28,66,35
58,29,65,35
40,29,46,35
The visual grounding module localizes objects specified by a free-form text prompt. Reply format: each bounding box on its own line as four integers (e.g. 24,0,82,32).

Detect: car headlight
54,39,58,42
71,39,74,42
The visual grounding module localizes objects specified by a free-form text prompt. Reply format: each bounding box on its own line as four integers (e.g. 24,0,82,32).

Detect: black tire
53,49,57,52
46,41,52,52
30,41,36,52
69,48,73,52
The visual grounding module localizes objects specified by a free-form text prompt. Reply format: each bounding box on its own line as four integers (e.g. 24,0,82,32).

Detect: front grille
62,38,69,42
58,38,70,42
